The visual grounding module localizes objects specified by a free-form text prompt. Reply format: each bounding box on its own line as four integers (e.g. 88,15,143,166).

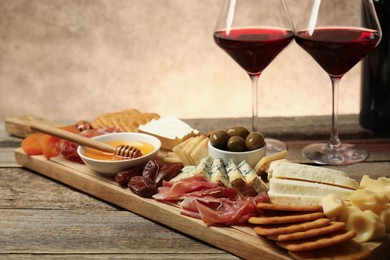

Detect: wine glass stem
329,76,342,149
250,74,260,132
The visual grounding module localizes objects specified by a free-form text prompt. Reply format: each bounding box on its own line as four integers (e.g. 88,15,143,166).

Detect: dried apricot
21,132,43,155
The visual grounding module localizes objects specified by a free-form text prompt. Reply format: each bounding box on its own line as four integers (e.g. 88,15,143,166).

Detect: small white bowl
77,132,161,176
208,141,266,168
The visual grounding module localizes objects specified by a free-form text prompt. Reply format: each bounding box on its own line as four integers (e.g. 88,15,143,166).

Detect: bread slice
269,178,354,201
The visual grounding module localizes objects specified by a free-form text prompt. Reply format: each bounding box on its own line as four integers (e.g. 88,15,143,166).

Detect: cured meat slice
180,193,268,225
153,175,269,225
153,175,219,201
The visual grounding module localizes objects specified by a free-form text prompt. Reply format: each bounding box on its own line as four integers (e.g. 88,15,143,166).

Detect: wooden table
1,115,390,259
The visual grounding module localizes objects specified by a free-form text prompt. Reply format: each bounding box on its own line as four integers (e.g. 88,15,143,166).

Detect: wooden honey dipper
29,121,143,159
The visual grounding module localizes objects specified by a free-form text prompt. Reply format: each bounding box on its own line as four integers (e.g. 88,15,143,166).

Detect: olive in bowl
208,127,266,167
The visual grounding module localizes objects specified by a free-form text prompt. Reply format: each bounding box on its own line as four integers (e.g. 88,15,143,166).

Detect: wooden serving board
14,148,291,260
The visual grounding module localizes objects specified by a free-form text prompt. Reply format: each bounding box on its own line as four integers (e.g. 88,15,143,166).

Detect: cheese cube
350,189,388,212
321,193,347,219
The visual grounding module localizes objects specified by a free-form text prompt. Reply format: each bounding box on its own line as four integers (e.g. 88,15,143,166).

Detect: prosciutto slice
153,175,269,225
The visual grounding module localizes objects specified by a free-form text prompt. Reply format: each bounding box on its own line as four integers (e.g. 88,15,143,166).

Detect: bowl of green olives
208,126,266,167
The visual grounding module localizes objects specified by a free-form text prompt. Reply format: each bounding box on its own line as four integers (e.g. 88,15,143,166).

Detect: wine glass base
302,143,368,165
265,138,287,155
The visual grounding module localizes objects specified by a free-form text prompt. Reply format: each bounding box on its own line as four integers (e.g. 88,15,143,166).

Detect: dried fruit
154,162,184,187
115,167,143,187
128,176,157,198
142,160,160,180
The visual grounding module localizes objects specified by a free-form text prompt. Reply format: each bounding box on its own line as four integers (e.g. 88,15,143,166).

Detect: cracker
268,221,346,242
288,240,371,260
257,202,323,212
253,218,331,236
277,229,356,252
249,212,325,225
91,109,159,132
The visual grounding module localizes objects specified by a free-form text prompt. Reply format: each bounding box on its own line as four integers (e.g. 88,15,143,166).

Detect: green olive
227,136,246,152
210,129,229,149
245,132,265,151
226,126,250,139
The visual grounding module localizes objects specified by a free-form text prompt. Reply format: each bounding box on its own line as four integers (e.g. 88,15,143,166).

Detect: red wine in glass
214,28,294,75
213,0,294,155
295,0,382,165
295,27,381,77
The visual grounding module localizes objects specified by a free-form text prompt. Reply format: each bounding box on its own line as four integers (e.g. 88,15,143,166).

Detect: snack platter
14,148,290,260
9,112,388,259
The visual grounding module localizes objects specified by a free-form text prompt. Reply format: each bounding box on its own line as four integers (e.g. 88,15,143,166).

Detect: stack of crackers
91,109,160,132
249,203,371,259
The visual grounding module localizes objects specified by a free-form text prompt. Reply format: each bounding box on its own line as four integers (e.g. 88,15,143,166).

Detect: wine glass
213,0,294,154
295,0,382,165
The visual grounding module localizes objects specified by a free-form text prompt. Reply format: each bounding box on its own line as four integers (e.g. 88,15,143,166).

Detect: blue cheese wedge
226,159,257,196
238,160,268,194
196,156,213,180
170,166,197,182
210,158,231,187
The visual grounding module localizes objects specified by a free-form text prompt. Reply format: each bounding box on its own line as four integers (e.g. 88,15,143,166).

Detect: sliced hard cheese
182,136,204,165
254,150,289,174
190,137,209,165
172,137,194,166
164,151,181,163
268,192,322,207
270,179,354,200
269,163,358,190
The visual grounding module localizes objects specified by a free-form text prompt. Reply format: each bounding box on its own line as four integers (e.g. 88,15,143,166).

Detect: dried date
128,176,157,198
154,162,184,187
142,160,160,180
115,167,143,187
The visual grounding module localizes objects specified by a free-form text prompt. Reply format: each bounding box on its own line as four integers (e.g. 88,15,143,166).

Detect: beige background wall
0,0,362,121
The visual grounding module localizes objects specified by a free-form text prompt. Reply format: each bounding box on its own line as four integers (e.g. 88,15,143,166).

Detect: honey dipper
29,121,143,159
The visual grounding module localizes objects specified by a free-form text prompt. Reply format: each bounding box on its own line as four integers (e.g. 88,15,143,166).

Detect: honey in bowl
83,140,155,161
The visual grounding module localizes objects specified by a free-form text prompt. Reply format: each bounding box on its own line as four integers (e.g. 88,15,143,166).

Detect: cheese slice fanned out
268,192,323,207
269,162,358,190
267,162,358,207
269,178,354,200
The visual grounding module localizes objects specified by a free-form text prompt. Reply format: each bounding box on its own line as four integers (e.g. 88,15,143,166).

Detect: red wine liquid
295,27,380,77
214,28,294,75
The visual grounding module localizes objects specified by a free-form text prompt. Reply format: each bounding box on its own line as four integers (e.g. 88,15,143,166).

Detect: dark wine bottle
360,0,390,132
